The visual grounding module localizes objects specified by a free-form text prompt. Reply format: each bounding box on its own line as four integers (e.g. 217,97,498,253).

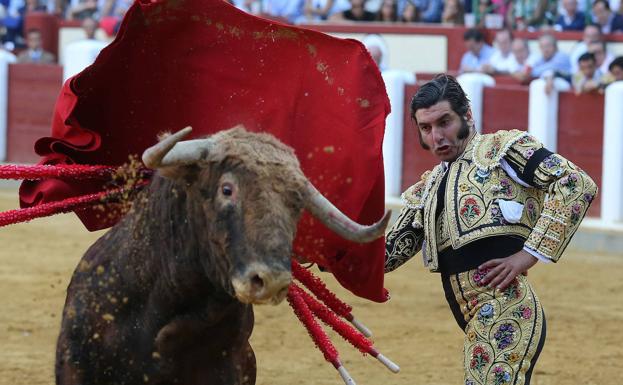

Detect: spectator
232,0,262,14
531,33,571,80
263,0,304,23
376,0,398,21
483,29,516,74
510,37,537,83
101,0,132,17
66,0,99,20
569,23,602,74
474,0,493,28
441,0,464,25
364,0,382,12
330,0,376,20
555,0,586,31
591,0,623,33
1,0,47,47
299,0,350,22
22,0,47,14
608,56,623,81
17,28,54,64
512,0,556,30
62,17,108,80
474,0,506,28
401,0,418,21
491,0,512,20
572,52,604,94
413,0,443,22
587,40,615,75
459,28,494,73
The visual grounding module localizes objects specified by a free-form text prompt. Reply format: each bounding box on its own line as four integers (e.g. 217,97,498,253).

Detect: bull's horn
142,126,216,168
303,181,391,243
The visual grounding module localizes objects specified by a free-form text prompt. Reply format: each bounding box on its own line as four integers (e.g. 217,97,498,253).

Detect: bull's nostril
250,274,264,292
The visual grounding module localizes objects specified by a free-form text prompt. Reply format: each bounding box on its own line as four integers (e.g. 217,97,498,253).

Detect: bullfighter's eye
221,183,234,197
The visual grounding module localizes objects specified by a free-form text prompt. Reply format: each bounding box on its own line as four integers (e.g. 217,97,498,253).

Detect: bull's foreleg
153,305,256,384
55,335,85,385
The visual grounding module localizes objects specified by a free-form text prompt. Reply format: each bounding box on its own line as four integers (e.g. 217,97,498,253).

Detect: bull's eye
221,183,234,197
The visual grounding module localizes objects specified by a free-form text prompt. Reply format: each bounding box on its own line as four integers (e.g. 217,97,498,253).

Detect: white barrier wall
528,77,570,151
329,32,448,73
601,82,623,223
63,39,108,81
457,73,495,133
382,70,416,197
0,52,16,162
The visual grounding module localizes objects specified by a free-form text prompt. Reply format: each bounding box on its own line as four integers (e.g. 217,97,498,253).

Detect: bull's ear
157,163,200,184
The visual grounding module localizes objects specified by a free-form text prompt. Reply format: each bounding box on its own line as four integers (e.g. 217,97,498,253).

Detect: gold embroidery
394,130,596,271
453,271,545,385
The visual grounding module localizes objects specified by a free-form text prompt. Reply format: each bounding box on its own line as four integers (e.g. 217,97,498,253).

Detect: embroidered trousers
441,268,546,385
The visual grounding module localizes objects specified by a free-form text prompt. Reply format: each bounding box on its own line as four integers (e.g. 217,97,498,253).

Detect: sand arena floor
0,188,622,385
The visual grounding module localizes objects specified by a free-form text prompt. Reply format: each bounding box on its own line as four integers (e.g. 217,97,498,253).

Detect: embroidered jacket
385,130,598,273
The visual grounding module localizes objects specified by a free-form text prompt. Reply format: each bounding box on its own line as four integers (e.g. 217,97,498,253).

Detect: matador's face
415,100,472,162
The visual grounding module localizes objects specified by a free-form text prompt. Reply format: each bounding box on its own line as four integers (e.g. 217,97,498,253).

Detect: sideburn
457,118,470,139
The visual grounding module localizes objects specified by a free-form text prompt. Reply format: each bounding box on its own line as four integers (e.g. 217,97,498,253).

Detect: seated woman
376,0,399,22
442,0,464,25
401,1,419,22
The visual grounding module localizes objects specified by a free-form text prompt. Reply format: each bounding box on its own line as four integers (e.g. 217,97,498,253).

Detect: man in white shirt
572,52,604,94
587,40,615,75
510,38,539,83
483,29,518,75
459,29,494,73
569,23,602,74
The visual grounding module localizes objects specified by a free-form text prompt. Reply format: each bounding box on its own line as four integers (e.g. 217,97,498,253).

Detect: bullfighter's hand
478,250,537,290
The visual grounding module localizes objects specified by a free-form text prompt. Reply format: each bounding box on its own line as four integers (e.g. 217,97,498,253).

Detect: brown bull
56,126,389,385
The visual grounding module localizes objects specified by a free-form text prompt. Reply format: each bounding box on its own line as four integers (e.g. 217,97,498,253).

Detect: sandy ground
0,188,622,385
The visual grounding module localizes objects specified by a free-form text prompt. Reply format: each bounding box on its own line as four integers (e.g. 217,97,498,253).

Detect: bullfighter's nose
232,263,291,305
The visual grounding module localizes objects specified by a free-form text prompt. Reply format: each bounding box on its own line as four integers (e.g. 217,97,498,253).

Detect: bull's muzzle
232,263,291,305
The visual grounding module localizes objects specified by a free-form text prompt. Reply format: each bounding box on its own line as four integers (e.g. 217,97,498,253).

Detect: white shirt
489,49,520,73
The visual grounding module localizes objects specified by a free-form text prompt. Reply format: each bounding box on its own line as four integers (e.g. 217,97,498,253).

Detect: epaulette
472,129,530,171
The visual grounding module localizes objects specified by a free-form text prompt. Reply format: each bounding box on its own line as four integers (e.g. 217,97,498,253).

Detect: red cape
19,0,390,302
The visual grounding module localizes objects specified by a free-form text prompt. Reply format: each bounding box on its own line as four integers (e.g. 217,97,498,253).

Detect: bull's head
142,126,390,305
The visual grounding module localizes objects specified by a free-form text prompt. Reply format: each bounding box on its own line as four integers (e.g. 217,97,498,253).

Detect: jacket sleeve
503,134,598,262
385,179,426,273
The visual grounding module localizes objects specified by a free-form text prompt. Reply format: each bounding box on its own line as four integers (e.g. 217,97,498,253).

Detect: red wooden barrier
557,92,604,217
6,64,63,164
482,85,529,133
401,84,439,191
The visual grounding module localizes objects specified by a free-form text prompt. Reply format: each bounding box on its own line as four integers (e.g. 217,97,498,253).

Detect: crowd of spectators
1,0,623,91
227,0,623,89
0,0,128,50
228,0,623,32
458,24,623,93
